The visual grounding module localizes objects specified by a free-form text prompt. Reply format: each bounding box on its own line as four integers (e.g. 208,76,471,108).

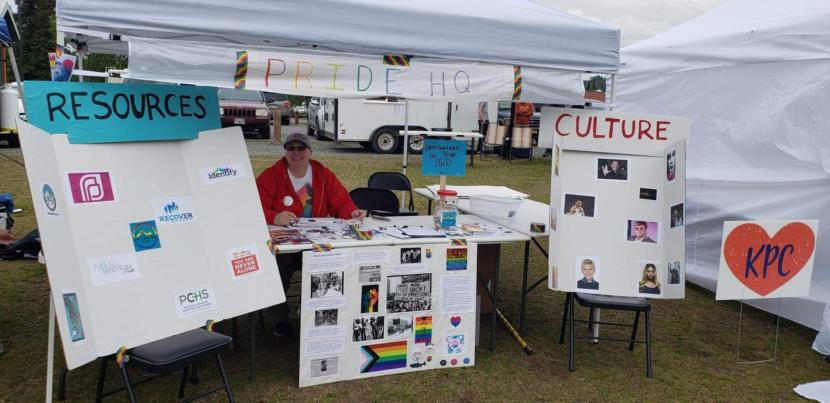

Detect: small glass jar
433,189,459,229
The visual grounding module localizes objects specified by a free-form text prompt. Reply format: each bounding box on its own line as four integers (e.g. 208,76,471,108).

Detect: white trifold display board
299,243,477,387
18,121,285,369
545,108,688,298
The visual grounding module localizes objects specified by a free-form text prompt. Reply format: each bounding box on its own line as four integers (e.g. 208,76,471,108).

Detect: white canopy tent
56,0,619,103
617,0,830,354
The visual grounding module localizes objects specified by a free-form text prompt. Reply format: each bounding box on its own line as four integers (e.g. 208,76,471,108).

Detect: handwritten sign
24,81,220,144
716,220,818,300
422,139,466,177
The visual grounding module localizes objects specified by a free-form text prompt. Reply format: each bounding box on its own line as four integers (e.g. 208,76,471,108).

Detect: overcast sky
539,0,729,47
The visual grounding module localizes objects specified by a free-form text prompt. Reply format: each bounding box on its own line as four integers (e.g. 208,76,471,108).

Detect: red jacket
256,158,357,224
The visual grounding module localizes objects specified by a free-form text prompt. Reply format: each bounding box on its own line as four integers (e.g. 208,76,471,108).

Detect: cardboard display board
716,220,818,300
19,121,285,369
545,108,688,299
299,243,477,387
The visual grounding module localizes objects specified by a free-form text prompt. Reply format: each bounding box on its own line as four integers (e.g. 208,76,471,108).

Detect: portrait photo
575,256,600,291
666,149,677,182
671,203,684,228
667,261,681,285
597,158,628,181
563,194,596,217
626,220,659,244
638,262,662,296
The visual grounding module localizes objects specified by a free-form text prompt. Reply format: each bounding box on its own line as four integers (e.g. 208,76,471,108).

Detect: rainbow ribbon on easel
235,51,249,89
115,346,129,366
451,239,467,246
312,243,334,252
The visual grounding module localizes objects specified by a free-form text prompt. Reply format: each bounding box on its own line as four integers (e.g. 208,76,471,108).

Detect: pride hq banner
24,82,220,144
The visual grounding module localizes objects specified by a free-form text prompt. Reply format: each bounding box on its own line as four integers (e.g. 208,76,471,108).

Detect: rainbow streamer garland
383,55,411,66
513,65,523,101
360,341,408,373
235,51,249,89
415,316,432,344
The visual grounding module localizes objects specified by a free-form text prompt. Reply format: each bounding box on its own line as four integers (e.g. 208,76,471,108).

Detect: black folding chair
368,172,415,213
349,188,417,217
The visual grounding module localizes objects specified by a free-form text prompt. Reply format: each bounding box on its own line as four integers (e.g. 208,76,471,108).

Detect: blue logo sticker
130,220,160,252
42,184,57,213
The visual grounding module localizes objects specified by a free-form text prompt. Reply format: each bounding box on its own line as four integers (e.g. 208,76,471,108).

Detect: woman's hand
350,209,367,221
274,211,298,226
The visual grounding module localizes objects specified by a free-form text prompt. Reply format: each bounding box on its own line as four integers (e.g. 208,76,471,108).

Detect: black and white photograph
359,265,381,283
310,357,339,378
597,158,629,181
387,273,432,313
668,261,682,285
386,316,414,337
671,203,684,228
352,316,385,342
310,271,344,299
667,149,677,182
400,247,422,264
563,194,596,217
314,309,338,327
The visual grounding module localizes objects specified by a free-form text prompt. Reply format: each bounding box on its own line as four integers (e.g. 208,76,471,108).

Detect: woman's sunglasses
285,145,308,152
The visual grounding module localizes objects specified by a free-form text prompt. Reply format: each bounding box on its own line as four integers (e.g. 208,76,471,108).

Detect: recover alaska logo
226,244,261,279
151,197,198,225
66,172,116,204
200,162,247,185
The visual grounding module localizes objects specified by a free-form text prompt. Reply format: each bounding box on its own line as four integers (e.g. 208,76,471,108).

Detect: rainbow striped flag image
359,341,407,374
446,248,468,271
415,316,432,344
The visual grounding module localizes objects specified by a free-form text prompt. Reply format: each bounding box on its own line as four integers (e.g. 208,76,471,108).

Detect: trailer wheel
371,129,400,154
407,135,425,154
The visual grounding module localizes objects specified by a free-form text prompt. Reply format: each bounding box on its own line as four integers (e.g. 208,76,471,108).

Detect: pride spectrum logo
66,172,115,204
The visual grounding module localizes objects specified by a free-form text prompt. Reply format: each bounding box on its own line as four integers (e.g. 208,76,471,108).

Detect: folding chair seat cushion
129,329,232,374
575,293,651,312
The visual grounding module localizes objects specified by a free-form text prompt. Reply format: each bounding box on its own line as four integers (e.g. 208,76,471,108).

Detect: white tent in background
55,0,619,103
617,0,830,353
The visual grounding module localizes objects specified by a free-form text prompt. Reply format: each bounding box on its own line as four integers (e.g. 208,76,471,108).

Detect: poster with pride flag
299,243,477,387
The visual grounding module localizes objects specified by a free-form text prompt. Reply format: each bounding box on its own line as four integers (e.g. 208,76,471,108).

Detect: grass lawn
0,149,826,401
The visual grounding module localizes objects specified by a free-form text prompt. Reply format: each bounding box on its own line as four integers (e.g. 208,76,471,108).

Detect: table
414,187,550,333
272,214,528,353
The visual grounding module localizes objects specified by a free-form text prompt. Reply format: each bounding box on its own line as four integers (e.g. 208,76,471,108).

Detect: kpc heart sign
716,220,818,300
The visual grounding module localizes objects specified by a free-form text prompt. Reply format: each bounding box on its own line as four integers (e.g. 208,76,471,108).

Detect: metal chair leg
190,363,200,385
58,368,69,401
645,311,653,378
177,364,190,398
95,358,108,403
558,293,571,344
258,310,266,332
588,308,595,331
568,293,576,372
216,355,236,403
118,364,137,403
629,311,641,351
249,312,256,381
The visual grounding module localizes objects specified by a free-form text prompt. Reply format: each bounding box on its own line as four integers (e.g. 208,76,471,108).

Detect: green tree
18,0,56,80
583,75,606,92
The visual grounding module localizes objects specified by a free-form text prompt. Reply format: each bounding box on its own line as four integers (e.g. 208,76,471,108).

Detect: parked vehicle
313,97,479,154
294,104,307,116
263,92,291,125
218,88,272,139
307,97,324,137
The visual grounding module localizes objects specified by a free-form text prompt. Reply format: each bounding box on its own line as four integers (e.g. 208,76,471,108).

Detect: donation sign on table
19,82,285,369
298,243,477,387
716,220,818,300
545,107,688,299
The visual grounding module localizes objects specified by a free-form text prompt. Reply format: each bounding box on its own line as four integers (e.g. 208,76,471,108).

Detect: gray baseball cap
283,132,311,148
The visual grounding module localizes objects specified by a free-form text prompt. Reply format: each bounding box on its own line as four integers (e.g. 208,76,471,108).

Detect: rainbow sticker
235,51,249,89
447,248,468,271
359,341,407,373
415,316,432,344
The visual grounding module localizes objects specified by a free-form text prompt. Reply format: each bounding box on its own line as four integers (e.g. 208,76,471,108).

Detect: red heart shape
723,222,815,296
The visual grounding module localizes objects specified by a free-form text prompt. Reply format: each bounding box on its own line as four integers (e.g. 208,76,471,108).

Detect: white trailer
310,97,480,154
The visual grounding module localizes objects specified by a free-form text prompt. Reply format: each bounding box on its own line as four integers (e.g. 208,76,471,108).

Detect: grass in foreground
0,149,826,402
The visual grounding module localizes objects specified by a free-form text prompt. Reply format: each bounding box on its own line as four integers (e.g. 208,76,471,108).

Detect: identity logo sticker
200,162,247,185
226,245,261,280
130,220,160,252
151,196,198,225
174,285,217,318
66,171,116,204
87,253,142,287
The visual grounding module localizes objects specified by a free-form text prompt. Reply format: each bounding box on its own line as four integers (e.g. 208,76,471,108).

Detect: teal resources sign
24,81,220,144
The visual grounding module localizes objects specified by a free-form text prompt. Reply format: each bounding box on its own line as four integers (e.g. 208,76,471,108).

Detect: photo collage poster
544,108,688,299
19,121,285,369
299,243,477,387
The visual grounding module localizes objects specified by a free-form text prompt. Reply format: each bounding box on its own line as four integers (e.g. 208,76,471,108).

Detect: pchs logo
178,288,210,305
67,172,115,204
174,285,217,318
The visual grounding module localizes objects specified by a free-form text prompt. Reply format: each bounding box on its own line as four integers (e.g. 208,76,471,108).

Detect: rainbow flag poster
415,316,432,344
446,248,468,271
359,341,407,374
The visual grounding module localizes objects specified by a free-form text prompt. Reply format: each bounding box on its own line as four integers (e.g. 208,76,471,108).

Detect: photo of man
627,220,658,243
563,194,596,217
597,158,628,180
576,258,600,290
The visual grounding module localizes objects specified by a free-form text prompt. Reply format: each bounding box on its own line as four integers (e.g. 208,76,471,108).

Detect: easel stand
735,299,782,367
